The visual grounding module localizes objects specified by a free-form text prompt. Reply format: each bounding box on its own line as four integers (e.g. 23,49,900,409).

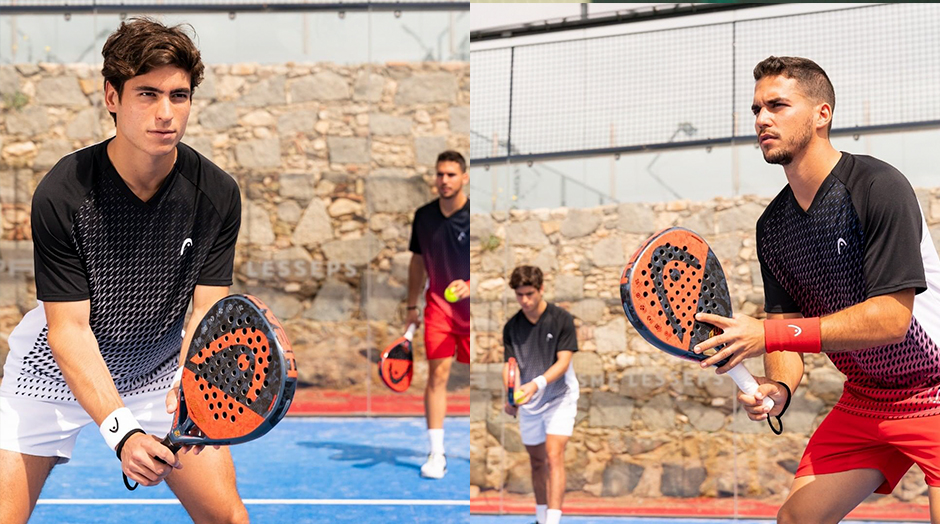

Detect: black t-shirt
503,303,578,409
18,138,240,401
409,198,470,332
757,151,940,418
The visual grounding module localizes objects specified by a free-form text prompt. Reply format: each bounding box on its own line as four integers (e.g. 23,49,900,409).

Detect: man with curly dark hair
0,18,248,523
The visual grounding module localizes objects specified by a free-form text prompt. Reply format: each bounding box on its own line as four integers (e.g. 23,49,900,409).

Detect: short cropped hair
101,17,204,124
753,56,835,132
436,150,466,173
509,265,543,290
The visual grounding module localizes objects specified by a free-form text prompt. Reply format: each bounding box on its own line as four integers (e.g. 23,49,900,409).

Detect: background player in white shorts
0,18,247,524
503,265,579,524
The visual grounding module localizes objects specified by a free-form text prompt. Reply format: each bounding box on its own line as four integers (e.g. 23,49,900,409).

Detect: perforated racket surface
507,357,518,408
620,228,773,414
620,227,733,366
379,324,414,393
167,294,297,449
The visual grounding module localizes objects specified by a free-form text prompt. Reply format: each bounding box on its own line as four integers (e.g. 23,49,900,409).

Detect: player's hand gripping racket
126,294,297,490
620,228,773,412
379,324,415,393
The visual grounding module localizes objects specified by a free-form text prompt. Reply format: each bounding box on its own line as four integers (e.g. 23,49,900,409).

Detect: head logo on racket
379,324,415,393
620,228,773,414
126,294,297,491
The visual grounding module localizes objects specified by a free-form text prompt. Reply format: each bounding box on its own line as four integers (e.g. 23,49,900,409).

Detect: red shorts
424,303,469,364
796,407,940,494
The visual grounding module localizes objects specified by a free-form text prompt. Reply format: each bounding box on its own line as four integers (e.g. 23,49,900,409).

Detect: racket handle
726,364,775,410
154,435,182,465
404,323,416,341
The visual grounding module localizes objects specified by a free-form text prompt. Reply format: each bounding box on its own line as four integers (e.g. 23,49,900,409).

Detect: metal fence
470,3,940,163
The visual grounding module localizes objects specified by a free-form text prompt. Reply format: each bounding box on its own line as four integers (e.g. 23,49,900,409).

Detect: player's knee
529,454,547,471
221,503,250,524
545,449,565,468
193,500,249,524
776,502,808,524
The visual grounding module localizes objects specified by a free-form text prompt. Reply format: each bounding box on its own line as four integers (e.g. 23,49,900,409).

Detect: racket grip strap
99,407,144,453
765,318,821,353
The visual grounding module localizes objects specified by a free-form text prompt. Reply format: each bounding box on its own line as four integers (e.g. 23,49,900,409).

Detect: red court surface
287,388,471,416
472,492,932,522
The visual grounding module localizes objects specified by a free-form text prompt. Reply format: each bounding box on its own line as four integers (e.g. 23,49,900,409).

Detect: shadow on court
298,440,471,473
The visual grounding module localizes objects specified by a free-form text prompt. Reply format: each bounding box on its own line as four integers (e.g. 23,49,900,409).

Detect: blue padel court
469,518,928,524
31,417,470,523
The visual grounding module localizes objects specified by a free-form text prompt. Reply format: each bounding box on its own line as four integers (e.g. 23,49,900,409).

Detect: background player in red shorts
405,150,470,479
692,56,940,523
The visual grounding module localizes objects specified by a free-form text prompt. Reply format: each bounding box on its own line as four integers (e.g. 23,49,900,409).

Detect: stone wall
470,190,940,504
0,61,469,392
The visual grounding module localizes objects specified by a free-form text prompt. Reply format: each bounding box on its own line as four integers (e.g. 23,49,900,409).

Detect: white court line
37,499,470,506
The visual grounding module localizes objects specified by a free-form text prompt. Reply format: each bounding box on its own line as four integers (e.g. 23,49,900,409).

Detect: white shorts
0,386,173,464
519,393,578,446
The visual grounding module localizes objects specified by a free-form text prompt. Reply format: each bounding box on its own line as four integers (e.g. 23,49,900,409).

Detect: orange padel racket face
507,357,518,407
620,227,733,366
172,294,297,447
379,334,413,393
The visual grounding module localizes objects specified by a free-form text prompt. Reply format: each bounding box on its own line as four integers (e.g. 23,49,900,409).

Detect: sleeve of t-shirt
503,321,515,361
197,183,241,286
31,185,89,302
556,310,579,354
857,172,926,298
408,209,422,255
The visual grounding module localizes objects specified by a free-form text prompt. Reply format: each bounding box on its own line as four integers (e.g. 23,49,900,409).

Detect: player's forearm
819,291,912,352
406,255,426,307
179,286,230,368
179,306,207,368
763,351,804,393
540,352,574,385
48,325,123,426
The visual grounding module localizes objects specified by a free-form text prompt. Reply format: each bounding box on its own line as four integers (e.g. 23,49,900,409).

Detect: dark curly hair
101,17,204,124
509,266,543,290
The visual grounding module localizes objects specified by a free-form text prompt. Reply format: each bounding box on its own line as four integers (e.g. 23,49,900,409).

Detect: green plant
481,234,501,252
2,91,29,111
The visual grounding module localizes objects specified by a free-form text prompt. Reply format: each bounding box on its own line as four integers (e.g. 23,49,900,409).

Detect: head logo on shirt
837,238,847,255
546,333,553,342
457,231,467,242
180,238,193,256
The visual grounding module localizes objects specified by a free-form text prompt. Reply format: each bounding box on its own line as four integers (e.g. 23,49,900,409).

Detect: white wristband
99,407,143,452
534,375,547,391
172,365,184,386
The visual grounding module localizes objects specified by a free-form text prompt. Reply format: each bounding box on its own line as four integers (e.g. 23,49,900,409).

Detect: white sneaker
420,453,447,479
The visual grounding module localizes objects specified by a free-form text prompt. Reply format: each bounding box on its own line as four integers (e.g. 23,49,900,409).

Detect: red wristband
764,317,821,353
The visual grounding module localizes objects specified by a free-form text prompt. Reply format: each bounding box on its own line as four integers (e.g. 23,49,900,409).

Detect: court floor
468,518,928,524
30,416,470,523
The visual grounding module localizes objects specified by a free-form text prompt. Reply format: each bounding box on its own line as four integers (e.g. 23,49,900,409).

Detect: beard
761,119,813,165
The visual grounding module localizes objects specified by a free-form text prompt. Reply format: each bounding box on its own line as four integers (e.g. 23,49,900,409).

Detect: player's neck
782,140,841,212
438,191,467,217
107,136,177,203
524,300,548,324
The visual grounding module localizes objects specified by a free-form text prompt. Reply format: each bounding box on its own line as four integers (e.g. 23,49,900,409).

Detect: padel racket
506,357,519,414
620,227,773,411
379,324,415,393
126,294,297,490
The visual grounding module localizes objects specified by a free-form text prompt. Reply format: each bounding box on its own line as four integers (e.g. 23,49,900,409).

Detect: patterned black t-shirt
503,303,579,410
2,139,240,402
757,152,940,418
